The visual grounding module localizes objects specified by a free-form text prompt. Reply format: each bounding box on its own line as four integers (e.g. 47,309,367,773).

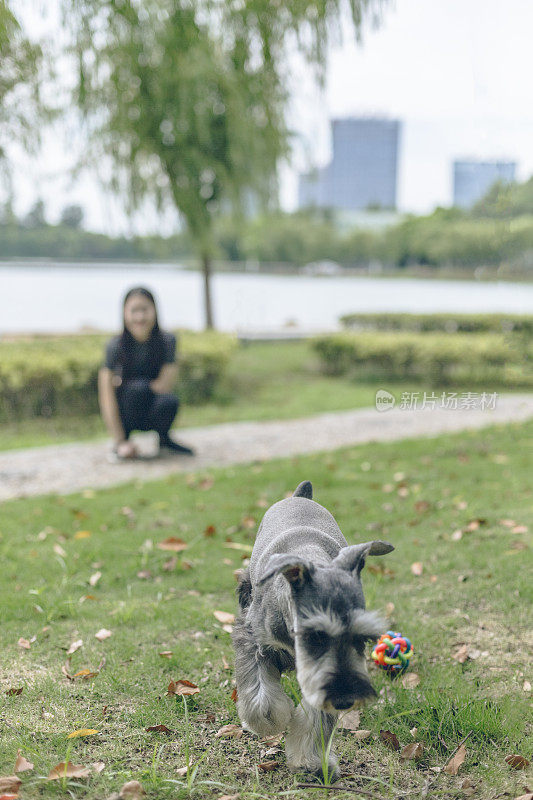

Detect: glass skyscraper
299,117,401,211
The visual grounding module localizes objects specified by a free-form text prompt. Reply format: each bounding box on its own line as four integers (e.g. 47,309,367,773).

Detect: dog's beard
294,638,373,712
295,639,375,714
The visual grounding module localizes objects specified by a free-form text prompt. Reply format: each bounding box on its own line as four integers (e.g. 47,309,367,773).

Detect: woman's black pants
117,380,179,440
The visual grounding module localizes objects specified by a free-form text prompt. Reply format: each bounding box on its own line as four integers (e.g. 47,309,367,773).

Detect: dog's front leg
233,620,293,737
285,700,339,781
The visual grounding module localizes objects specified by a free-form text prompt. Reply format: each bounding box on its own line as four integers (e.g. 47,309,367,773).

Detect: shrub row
0,331,237,421
312,331,532,387
339,312,533,335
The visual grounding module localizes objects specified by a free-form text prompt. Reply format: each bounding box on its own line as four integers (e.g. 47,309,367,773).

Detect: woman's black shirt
104,331,177,384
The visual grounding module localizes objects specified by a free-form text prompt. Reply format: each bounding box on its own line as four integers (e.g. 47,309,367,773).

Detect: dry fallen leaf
89,571,102,587
5,688,23,696
410,562,423,576
379,730,400,751
354,730,372,741
213,610,235,625
14,752,33,773
465,519,481,531
67,729,99,739
176,767,189,777
223,542,253,553
241,515,256,530
17,638,31,650
92,762,105,774
119,780,146,799
513,794,533,800
410,727,418,738
401,672,420,688
257,760,280,772
146,724,173,734
505,754,530,770
339,709,360,730
167,679,200,696
74,530,91,540
400,742,424,761
159,651,173,659
72,669,99,679
218,795,240,800
452,644,469,664
215,724,243,739
523,681,531,693
0,776,21,794
94,628,112,641
204,525,216,537
261,733,283,746
61,663,73,680
157,537,188,552
67,639,83,656
136,570,152,580
443,743,466,775
230,688,238,703
48,762,91,780
53,543,67,558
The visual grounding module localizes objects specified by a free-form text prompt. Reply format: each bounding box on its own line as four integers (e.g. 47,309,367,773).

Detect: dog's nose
330,695,355,711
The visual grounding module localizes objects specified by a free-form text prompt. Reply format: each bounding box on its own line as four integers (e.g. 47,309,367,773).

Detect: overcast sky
6,0,533,234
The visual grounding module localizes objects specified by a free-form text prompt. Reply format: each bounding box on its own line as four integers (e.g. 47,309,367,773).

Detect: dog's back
248,481,347,586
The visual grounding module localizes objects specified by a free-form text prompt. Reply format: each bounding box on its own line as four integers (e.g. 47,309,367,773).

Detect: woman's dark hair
117,287,167,381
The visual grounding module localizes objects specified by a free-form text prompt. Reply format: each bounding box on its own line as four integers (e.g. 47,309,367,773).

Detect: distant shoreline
0,258,531,283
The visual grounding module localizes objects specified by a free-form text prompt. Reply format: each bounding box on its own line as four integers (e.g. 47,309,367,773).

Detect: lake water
1,262,532,334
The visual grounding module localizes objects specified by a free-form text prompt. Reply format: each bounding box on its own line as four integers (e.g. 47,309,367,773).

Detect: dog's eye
352,634,368,655
305,631,330,655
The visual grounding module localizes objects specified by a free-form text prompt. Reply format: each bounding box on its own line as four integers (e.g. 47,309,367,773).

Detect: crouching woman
98,286,194,461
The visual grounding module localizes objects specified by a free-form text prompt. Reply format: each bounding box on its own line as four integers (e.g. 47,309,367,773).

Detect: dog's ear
332,541,394,574
258,554,315,588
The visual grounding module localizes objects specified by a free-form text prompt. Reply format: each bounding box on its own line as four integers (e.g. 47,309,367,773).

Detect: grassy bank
1,420,531,799
2,338,528,453
0,341,425,451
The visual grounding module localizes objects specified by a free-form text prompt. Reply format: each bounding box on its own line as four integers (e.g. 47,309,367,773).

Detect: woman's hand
116,440,138,459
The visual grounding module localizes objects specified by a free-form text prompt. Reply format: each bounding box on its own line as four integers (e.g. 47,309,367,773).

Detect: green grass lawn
1,420,531,799
1,338,521,453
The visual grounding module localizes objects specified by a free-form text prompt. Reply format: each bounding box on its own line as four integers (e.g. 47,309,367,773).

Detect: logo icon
375,389,395,412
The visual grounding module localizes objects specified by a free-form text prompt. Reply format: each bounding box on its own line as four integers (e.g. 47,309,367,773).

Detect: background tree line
2,177,533,271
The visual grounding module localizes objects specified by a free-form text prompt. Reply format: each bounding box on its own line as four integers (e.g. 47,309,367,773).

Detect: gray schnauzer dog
232,480,394,779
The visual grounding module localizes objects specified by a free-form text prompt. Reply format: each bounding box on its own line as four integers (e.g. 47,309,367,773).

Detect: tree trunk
201,251,214,330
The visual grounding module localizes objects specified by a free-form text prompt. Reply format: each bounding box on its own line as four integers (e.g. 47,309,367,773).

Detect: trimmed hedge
312,331,532,387
339,312,533,335
0,331,237,421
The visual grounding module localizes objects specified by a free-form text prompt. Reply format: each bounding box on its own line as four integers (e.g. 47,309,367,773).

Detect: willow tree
64,0,384,328
0,2,44,192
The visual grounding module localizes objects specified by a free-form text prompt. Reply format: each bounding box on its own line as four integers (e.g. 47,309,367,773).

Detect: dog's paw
287,756,339,784
314,757,340,784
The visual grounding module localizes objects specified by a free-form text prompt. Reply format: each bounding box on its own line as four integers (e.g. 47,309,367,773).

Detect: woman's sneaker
159,436,195,457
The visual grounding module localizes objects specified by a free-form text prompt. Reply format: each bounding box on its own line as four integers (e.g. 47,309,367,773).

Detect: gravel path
1,393,532,501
